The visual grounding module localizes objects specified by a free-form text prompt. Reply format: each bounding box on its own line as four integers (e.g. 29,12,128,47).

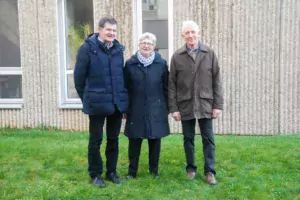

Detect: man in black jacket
74,17,129,188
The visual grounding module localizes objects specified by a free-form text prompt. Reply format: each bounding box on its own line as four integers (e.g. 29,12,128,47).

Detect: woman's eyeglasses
139,42,154,46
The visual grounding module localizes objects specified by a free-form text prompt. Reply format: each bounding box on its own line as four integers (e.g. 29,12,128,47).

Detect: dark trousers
181,118,216,175
128,138,161,176
88,110,122,178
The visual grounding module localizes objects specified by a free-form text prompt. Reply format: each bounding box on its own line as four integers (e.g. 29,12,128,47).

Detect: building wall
173,0,300,134
0,0,299,134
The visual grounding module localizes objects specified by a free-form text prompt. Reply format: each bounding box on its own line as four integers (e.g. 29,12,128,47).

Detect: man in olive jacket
168,20,223,185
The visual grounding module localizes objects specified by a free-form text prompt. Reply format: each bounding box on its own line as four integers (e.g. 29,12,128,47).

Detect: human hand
212,109,222,119
171,112,181,121
123,114,127,119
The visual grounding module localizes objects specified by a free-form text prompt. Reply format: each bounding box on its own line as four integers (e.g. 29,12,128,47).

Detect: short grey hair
182,20,200,33
138,32,157,46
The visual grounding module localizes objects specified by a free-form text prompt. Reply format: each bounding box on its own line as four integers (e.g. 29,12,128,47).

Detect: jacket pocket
177,95,192,103
199,98,213,114
199,88,213,99
177,99,192,116
88,88,112,103
149,99,168,122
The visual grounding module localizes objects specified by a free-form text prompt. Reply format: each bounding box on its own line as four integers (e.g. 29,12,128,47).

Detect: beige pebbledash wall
170,0,300,135
0,0,299,135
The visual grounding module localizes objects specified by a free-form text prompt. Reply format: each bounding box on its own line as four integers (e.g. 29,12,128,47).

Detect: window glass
65,0,93,70
67,74,78,98
0,0,20,67
142,0,168,60
59,0,94,103
0,75,22,98
0,0,22,102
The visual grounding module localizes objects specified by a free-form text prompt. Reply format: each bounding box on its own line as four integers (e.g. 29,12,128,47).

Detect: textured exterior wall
0,0,42,129
0,0,299,134
94,0,133,60
0,0,133,131
172,0,299,134
279,0,300,134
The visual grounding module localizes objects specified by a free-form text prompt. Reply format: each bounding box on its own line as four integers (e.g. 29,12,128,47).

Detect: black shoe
150,171,159,179
106,172,122,184
91,176,106,188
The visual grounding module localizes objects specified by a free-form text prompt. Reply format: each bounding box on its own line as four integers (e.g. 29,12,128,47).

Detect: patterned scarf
137,51,155,67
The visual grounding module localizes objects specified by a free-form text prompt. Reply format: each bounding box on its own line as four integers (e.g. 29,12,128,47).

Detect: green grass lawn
0,129,299,200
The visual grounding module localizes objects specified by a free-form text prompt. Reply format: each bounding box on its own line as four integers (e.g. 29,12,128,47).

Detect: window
0,0,23,108
134,0,173,62
58,0,94,108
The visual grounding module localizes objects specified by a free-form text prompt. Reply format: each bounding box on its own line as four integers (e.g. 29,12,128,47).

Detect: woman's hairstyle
138,32,157,46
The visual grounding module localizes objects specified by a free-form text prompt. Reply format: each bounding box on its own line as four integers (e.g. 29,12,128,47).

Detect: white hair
182,20,200,33
138,32,157,46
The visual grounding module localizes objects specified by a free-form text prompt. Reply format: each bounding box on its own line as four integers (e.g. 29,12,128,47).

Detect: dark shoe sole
91,179,106,188
126,175,135,180
92,182,106,188
105,177,123,184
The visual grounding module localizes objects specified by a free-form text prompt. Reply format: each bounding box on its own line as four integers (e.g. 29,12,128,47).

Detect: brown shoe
187,172,196,179
206,172,217,185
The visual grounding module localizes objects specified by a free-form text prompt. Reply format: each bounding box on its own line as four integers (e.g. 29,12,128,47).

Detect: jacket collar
178,43,208,72
178,43,208,54
86,33,125,53
128,51,165,65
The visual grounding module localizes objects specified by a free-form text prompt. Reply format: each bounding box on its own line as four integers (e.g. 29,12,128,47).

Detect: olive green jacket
168,43,223,120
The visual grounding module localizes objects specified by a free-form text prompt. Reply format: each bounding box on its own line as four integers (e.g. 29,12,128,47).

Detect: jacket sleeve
162,61,169,112
212,51,224,110
74,44,89,101
123,61,130,91
168,55,179,113
123,61,131,114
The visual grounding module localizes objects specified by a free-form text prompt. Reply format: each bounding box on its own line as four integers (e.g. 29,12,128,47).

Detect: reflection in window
0,0,22,102
0,0,20,67
67,74,78,98
59,0,94,103
142,0,168,60
66,0,93,70
0,75,22,98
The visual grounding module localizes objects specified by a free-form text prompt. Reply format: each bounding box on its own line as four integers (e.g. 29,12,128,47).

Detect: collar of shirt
98,36,113,49
186,42,200,52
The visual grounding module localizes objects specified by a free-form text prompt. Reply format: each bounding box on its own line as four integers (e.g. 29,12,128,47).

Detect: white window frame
133,0,174,63
57,0,94,109
0,1,23,109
